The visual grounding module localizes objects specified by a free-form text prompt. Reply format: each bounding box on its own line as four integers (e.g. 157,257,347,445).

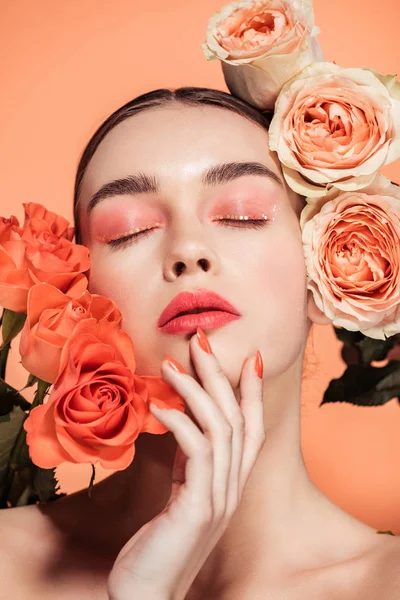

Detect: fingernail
196,327,212,354
164,354,186,373
255,351,263,378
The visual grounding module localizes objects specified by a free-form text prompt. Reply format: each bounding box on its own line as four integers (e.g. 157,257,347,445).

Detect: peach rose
202,0,322,110
19,282,122,384
269,63,400,197
0,202,90,312
300,176,400,340
23,319,146,470
24,319,185,470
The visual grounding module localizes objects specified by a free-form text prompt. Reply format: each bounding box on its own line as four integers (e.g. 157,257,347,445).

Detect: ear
307,289,332,326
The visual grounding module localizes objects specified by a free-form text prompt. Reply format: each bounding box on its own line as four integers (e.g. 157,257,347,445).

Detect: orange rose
0,202,90,312
24,320,185,470
24,320,145,470
19,282,122,384
300,176,400,340
202,0,322,110
140,375,185,434
23,202,75,242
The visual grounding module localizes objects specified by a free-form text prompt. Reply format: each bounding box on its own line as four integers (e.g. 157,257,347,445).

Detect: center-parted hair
72,86,273,244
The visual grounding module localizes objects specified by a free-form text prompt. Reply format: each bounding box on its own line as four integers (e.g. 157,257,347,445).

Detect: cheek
260,239,307,306
86,250,144,315
244,228,308,366
226,222,307,303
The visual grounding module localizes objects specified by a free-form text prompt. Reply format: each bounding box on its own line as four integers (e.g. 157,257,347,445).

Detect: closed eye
106,218,269,250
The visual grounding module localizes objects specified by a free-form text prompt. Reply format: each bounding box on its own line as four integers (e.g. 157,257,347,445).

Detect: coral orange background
0,0,399,532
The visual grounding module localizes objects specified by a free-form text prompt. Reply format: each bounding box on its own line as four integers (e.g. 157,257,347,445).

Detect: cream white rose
269,63,400,197
202,0,323,110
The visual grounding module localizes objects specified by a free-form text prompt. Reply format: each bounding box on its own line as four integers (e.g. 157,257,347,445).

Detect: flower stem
0,378,50,507
87,464,96,499
0,341,10,380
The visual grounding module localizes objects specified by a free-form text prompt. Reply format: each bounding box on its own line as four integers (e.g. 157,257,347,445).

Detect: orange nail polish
255,351,263,378
164,355,186,373
196,327,212,354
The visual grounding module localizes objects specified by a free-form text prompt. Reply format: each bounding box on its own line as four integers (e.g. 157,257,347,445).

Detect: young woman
1,87,399,599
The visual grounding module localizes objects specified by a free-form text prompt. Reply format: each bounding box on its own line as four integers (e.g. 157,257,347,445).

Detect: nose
163,224,220,281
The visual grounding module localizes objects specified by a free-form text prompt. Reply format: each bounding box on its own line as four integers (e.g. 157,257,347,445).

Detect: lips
157,289,241,328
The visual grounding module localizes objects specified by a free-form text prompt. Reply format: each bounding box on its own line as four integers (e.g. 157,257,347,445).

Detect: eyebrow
86,161,284,216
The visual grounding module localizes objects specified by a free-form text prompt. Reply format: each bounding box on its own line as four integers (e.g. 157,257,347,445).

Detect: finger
149,403,213,523
188,329,243,423
172,445,187,486
161,359,232,518
237,352,266,497
162,445,188,513
188,329,245,515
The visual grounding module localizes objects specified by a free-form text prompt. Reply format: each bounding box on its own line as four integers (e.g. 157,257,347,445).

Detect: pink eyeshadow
90,205,163,240
213,193,281,220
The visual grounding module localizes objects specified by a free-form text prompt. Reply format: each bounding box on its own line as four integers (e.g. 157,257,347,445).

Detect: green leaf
7,465,35,507
4,437,66,506
334,327,397,367
0,406,26,488
358,335,396,365
321,360,400,407
341,345,362,366
25,374,39,388
33,467,66,503
1,309,26,346
0,379,31,418
333,327,364,346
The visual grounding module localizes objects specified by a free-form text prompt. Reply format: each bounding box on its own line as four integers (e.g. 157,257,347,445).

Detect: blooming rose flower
300,176,400,339
19,282,122,384
269,63,400,197
24,320,145,470
0,202,90,312
23,202,75,242
202,0,322,110
24,319,185,469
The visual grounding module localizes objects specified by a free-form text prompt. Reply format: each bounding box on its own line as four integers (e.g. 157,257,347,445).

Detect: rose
300,176,400,340
269,63,400,197
19,282,122,384
24,319,146,470
0,202,90,312
202,0,322,110
23,202,75,241
23,319,185,470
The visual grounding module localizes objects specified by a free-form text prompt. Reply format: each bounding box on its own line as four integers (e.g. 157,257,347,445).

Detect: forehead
80,104,282,198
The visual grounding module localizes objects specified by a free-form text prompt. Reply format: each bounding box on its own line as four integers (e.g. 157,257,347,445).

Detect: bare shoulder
0,503,110,599
0,503,55,557
375,536,400,596
0,504,61,593
358,535,400,599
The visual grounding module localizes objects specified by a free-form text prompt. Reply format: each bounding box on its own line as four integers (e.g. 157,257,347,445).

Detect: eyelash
106,218,269,249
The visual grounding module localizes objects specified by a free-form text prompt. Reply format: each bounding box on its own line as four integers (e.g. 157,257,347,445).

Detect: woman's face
77,104,309,388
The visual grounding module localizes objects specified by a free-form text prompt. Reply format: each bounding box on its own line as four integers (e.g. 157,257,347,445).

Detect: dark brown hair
72,86,273,244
